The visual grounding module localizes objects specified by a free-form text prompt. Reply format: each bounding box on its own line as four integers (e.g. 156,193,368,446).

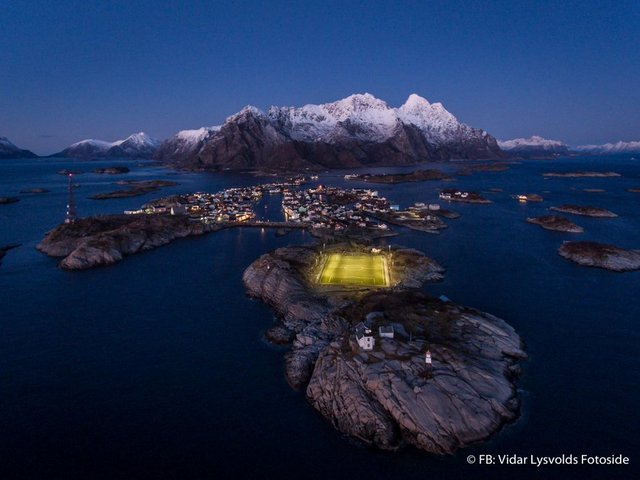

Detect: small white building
425,350,432,365
379,325,394,339
357,335,375,351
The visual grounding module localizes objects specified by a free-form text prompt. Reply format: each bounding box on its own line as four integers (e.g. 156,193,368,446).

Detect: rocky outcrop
0,196,20,204
157,93,504,171
348,169,450,184
543,171,620,178
558,241,640,272
89,180,178,199
37,214,219,270
19,188,50,194
242,245,526,454
550,205,617,218
94,166,130,174
526,215,584,233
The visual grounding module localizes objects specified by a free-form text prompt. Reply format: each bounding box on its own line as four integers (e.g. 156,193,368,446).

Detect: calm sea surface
1,157,638,479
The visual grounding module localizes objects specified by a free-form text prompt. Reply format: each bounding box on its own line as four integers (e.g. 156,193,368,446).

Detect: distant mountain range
51,132,160,159
574,141,640,154
0,137,37,159
154,93,504,171
498,136,570,158
4,97,640,165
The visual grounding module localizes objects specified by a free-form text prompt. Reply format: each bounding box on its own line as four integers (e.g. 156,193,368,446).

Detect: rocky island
513,193,543,202
20,188,50,194
94,166,131,174
37,214,220,270
550,204,617,218
558,241,640,272
542,171,621,178
243,245,526,454
439,189,491,204
527,215,584,233
0,196,20,205
89,180,178,200
346,169,451,184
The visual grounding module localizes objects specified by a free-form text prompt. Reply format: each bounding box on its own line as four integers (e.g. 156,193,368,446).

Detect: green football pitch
318,253,388,286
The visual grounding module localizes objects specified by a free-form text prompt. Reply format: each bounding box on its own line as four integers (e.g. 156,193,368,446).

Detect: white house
379,325,394,339
357,335,375,351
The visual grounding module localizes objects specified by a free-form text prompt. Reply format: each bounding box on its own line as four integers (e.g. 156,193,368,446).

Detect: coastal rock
440,189,491,204
19,188,50,194
542,171,620,178
349,169,450,184
37,214,217,270
0,196,20,205
89,180,178,200
526,215,584,233
243,246,526,453
550,204,617,218
514,193,543,202
558,241,640,272
94,166,130,174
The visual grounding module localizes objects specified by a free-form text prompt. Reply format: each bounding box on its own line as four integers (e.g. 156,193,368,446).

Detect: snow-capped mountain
498,136,569,157
154,126,220,162
52,132,160,159
574,141,640,154
0,136,38,159
156,93,504,170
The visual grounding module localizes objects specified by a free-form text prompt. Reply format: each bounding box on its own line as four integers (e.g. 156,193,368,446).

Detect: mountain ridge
51,132,160,159
155,93,505,171
0,136,38,159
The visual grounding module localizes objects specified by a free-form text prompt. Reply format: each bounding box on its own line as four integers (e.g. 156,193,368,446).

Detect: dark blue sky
1,0,639,154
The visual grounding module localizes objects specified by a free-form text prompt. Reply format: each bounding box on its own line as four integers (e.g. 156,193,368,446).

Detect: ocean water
0,157,638,480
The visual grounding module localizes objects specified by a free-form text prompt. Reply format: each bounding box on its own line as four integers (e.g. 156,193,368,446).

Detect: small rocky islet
89,180,178,200
243,245,526,454
526,215,583,233
550,204,617,218
19,187,50,194
0,196,20,205
542,171,621,178
94,166,130,175
558,241,640,272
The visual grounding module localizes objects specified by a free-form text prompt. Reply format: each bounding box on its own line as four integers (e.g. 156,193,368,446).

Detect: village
122,177,455,237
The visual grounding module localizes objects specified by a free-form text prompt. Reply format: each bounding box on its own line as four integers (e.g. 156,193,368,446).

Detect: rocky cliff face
243,245,526,453
157,93,504,171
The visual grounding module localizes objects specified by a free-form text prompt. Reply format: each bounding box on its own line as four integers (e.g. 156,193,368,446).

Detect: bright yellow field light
318,253,388,286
